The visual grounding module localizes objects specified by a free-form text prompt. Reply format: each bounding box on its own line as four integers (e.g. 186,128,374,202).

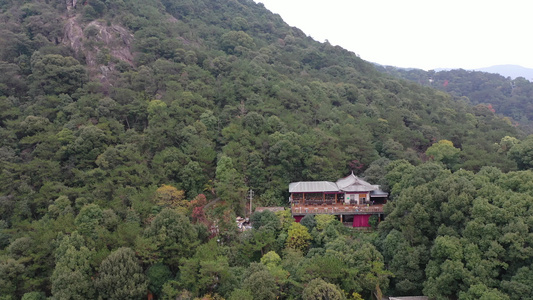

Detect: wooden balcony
291,204,384,215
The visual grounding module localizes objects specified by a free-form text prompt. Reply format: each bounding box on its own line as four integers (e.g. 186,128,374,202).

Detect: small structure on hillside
289,173,388,228
236,216,251,231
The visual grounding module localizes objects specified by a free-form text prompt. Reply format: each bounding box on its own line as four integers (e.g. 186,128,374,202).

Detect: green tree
315,214,336,231
242,268,278,300
228,289,253,300
215,155,246,213
501,266,533,300
28,52,87,95
0,258,25,298
275,209,294,232
302,278,345,300
21,292,46,300
144,208,198,267
146,263,172,297
380,230,425,295
51,242,95,300
300,255,344,285
261,251,282,267
425,139,461,169
95,247,148,300
236,227,277,261
423,236,468,300
47,195,74,219
0,30,31,62
250,210,281,231
300,214,317,232
178,240,236,297
69,125,109,169
286,222,312,252
459,284,510,300
508,136,533,170
497,136,519,154
74,204,103,239
324,237,392,297
220,31,255,54
154,184,186,209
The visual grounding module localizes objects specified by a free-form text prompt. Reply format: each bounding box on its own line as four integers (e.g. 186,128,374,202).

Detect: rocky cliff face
62,6,134,88
65,0,78,12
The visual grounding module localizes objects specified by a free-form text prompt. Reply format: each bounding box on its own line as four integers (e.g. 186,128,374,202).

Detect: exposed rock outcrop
63,16,134,87
65,0,77,12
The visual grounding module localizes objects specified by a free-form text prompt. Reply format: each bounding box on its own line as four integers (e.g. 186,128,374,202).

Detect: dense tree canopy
0,0,532,299
382,66,533,132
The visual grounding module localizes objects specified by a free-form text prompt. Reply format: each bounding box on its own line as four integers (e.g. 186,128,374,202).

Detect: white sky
255,0,533,70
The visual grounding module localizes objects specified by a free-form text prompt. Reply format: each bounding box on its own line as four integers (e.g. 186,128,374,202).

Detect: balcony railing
291,204,384,215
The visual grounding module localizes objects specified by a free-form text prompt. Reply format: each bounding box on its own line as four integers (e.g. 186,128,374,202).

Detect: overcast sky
255,0,533,70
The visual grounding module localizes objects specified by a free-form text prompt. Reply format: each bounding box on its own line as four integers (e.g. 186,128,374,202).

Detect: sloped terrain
1,1,532,299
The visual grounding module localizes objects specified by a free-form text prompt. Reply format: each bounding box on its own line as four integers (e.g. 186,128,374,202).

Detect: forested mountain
379,66,533,131
1,0,533,299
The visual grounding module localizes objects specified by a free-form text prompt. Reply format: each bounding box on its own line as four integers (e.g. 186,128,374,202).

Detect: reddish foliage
192,206,207,224
190,194,207,208
349,159,364,171
190,194,217,239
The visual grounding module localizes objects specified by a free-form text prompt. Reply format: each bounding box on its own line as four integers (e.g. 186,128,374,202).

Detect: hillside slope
0,0,532,299
0,0,522,213
379,66,533,131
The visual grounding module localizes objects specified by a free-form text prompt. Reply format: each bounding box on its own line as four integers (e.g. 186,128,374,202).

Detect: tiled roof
289,173,385,194
289,181,339,193
336,173,376,190
342,184,380,192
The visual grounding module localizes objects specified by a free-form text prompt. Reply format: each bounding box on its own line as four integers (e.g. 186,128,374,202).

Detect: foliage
286,222,312,252
0,0,531,298
178,240,237,297
379,166,533,299
154,184,187,210
508,135,533,169
242,268,278,300
250,210,281,231
314,214,336,231
146,263,173,297
425,139,461,169
95,247,148,300
300,215,317,231
28,52,87,96
302,278,345,300
144,208,198,267
51,232,95,300
74,204,103,239
383,67,533,132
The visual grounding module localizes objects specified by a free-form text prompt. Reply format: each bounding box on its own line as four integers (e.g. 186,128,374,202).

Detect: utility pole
248,189,254,216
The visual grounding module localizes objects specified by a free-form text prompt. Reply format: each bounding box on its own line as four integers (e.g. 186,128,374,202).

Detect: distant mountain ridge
434,65,533,80
474,64,533,80
378,63,533,132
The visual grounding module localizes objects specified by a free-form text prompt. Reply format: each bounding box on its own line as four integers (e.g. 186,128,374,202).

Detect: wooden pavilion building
289,173,388,227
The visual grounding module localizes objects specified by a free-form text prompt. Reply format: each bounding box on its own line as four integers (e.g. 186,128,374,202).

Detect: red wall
293,215,304,223
353,214,371,227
